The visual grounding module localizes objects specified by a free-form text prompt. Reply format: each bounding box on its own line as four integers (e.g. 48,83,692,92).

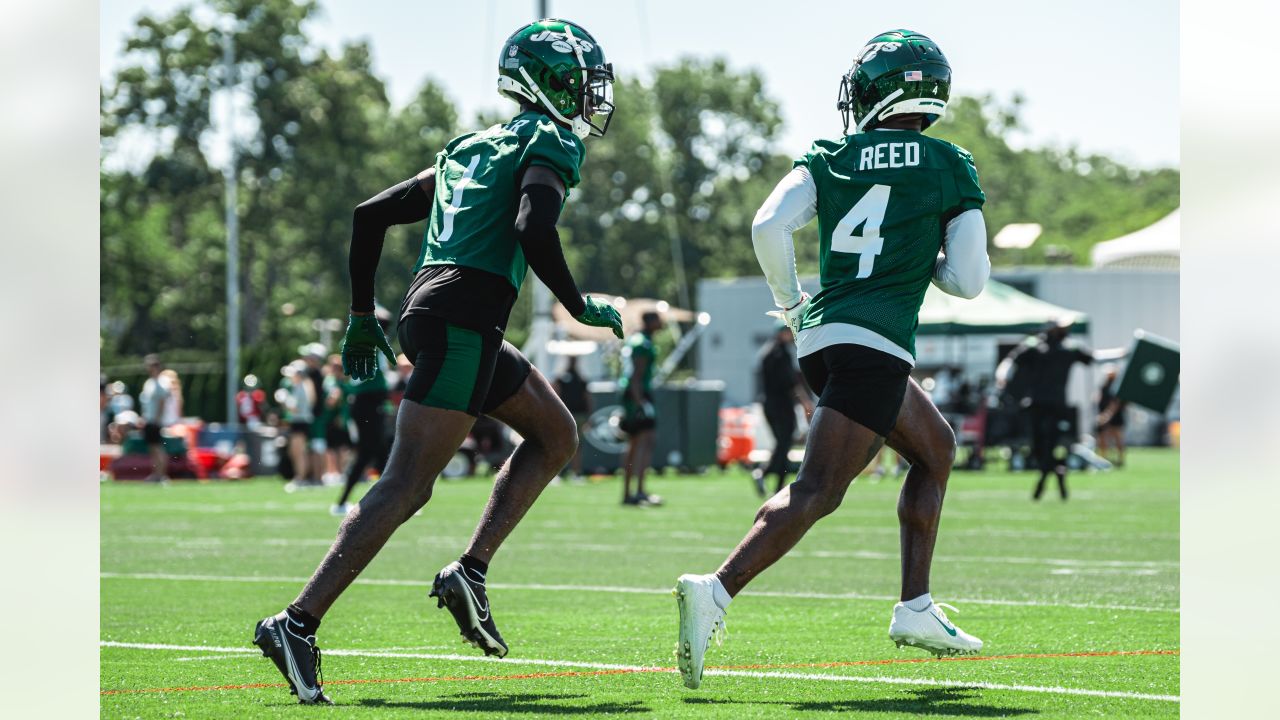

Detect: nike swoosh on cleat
458,576,490,619
930,613,958,637
272,623,320,699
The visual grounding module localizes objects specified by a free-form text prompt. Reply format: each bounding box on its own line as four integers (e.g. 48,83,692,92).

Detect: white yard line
109,534,1178,570
172,644,455,662
99,572,1180,613
701,667,1180,702
99,641,1178,703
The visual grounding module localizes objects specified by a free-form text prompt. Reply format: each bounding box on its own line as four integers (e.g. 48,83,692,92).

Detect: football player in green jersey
674,30,992,689
619,311,665,506
253,19,623,704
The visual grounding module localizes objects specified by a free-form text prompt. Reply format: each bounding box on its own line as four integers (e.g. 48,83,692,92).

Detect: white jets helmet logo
529,30,594,55
857,41,901,65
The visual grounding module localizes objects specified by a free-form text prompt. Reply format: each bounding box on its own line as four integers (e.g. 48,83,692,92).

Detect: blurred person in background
333,338,391,516
552,355,593,480
300,343,330,486
108,380,134,416
865,445,905,482
620,311,664,506
463,416,507,477
1010,319,1095,501
160,368,183,424
929,366,955,413
279,360,319,490
100,375,111,442
754,321,814,496
321,355,352,488
106,381,137,445
138,354,172,484
1096,364,1128,467
237,374,266,430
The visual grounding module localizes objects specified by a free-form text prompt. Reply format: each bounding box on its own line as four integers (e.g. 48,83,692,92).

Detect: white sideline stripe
173,644,453,662
99,572,1179,613
701,668,1180,702
111,535,1178,570
99,641,1178,703
100,641,655,671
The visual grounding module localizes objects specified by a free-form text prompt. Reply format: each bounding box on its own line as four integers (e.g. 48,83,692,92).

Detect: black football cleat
253,611,332,704
430,561,509,658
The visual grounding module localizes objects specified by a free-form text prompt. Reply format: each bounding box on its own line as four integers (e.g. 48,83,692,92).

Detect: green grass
101,448,1179,718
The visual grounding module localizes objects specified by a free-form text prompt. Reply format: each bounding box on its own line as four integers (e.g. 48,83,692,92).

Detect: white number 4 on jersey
832,184,891,278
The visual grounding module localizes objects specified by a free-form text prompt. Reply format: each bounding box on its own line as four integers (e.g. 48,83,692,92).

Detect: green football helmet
497,18,615,139
836,29,951,134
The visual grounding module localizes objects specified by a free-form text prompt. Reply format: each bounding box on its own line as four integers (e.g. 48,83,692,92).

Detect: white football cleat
673,574,727,689
888,601,983,656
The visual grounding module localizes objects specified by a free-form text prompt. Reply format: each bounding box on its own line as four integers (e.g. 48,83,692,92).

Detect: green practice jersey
619,332,657,395
415,110,585,290
796,129,984,357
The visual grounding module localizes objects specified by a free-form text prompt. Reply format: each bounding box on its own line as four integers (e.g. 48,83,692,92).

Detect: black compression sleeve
515,184,586,317
349,177,433,312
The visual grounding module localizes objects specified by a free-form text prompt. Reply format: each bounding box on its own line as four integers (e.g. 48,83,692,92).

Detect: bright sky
101,0,1179,169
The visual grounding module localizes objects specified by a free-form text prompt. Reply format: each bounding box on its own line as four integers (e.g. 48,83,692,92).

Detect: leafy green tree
930,95,1179,264
100,0,457,373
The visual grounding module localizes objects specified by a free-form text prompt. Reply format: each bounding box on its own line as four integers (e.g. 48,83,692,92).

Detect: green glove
340,313,396,381
575,295,624,339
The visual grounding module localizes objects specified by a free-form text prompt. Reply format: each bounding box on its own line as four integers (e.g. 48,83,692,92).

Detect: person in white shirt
138,354,173,483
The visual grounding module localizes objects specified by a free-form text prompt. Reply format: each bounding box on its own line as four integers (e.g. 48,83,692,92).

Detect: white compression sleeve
751,167,818,309
933,208,991,299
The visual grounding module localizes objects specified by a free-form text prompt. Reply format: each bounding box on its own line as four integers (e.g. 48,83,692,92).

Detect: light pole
221,22,241,431
524,0,556,373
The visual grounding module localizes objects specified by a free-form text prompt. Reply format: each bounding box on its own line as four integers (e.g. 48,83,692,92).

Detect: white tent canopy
1091,210,1180,269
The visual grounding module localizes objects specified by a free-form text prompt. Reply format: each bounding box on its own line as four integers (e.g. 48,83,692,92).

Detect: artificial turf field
101,448,1179,718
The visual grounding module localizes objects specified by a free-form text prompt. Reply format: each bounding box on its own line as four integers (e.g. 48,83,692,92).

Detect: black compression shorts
619,392,657,435
143,422,164,445
397,314,532,417
799,344,911,437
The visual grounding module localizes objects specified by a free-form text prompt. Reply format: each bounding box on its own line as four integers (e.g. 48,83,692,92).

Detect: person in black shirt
1096,364,1128,468
552,355,594,479
1009,320,1094,500
754,323,814,496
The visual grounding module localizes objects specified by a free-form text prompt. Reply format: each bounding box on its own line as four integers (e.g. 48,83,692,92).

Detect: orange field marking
100,648,1178,696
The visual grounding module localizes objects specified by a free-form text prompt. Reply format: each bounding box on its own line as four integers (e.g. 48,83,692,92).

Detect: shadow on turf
684,687,1038,716
358,691,650,714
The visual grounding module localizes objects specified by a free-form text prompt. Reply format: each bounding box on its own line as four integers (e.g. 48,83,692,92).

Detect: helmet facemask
560,62,615,137
581,64,615,137
837,70,856,135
